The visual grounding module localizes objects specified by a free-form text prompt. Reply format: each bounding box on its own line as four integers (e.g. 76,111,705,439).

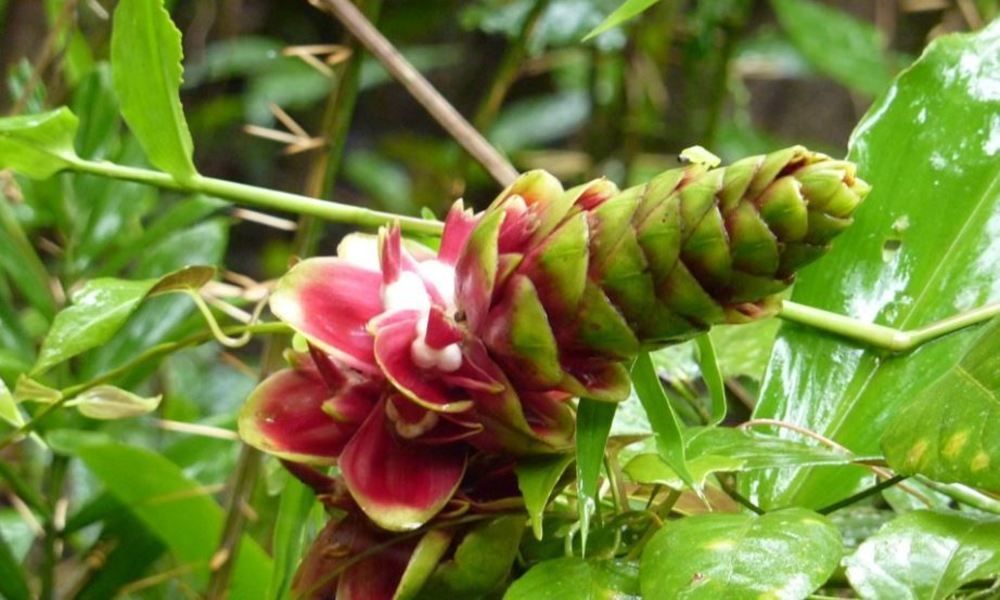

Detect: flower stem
66,157,443,236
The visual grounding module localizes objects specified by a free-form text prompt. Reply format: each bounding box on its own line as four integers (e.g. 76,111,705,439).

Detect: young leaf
694,334,726,426
68,385,162,420
111,0,197,181
0,108,80,179
33,265,213,374
748,20,1000,510
771,0,895,97
641,508,842,599
882,318,1000,491
516,454,574,540
584,0,659,41
416,516,525,599
575,397,616,551
0,378,25,429
504,557,640,600
631,353,694,488
70,440,272,598
844,510,1000,599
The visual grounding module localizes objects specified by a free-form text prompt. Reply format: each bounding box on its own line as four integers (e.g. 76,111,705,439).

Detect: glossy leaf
34,266,213,374
771,0,895,96
882,318,1000,491
844,510,1000,599
68,385,162,419
749,21,1000,509
505,557,640,600
631,353,694,487
641,508,842,599
575,397,616,550
0,108,80,179
626,427,873,489
70,440,272,598
111,0,197,181
516,453,574,540
584,0,658,40
416,516,525,599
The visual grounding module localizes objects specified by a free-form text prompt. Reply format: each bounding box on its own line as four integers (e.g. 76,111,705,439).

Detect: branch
307,0,519,186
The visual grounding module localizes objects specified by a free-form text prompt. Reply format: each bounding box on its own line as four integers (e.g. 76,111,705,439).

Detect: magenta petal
270,258,382,374
438,200,480,265
425,305,462,349
238,368,358,464
374,315,472,413
340,402,467,531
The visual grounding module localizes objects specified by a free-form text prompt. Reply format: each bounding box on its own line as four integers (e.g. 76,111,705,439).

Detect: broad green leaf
33,265,214,374
71,440,272,598
626,427,873,489
416,515,525,599
882,318,1000,491
505,557,640,600
0,107,80,178
68,385,162,419
396,530,454,600
111,0,197,181
584,0,659,40
0,527,30,600
694,335,726,425
516,453,574,540
844,510,1000,599
631,353,693,488
641,508,842,599
748,21,1000,510
771,0,895,96
576,397,617,550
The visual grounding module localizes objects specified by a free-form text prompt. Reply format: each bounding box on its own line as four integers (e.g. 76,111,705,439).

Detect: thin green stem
918,477,1000,515
817,475,908,515
66,158,443,236
778,300,1000,353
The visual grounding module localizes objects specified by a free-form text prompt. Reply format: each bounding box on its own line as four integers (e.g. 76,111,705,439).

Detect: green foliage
640,508,843,599
749,20,1000,510
516,453,575,539
111,0,197,181
882,318,1000,491
0,108,80,178
631,353,693,487
505,557,640,599
417,516,525,599
844,510,1000,599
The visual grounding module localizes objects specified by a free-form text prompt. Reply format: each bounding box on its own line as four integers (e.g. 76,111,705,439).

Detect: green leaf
0,177,58,319
0,107,80,179
516,453,574,540
0,378,25,429
33,265,214,374
626,427,874,488
584,0,659,41
770,0,895,96
111,0,197,181
504,557,640,600
748,21,1000,510
694,335,726,426
882,318,1000,491
396,530,454,600
0,526,30,600
69,439,272,598
68,385,162,420
576,397,616,551
416,515,525,599
641,508,842,599
267,477,315,600
844,510,1000,599
631,353,694,488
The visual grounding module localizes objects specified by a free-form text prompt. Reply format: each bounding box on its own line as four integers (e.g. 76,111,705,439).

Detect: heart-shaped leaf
844,509,1000,599
749,20,1000,510
640,508,842,599
505,557,640,600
